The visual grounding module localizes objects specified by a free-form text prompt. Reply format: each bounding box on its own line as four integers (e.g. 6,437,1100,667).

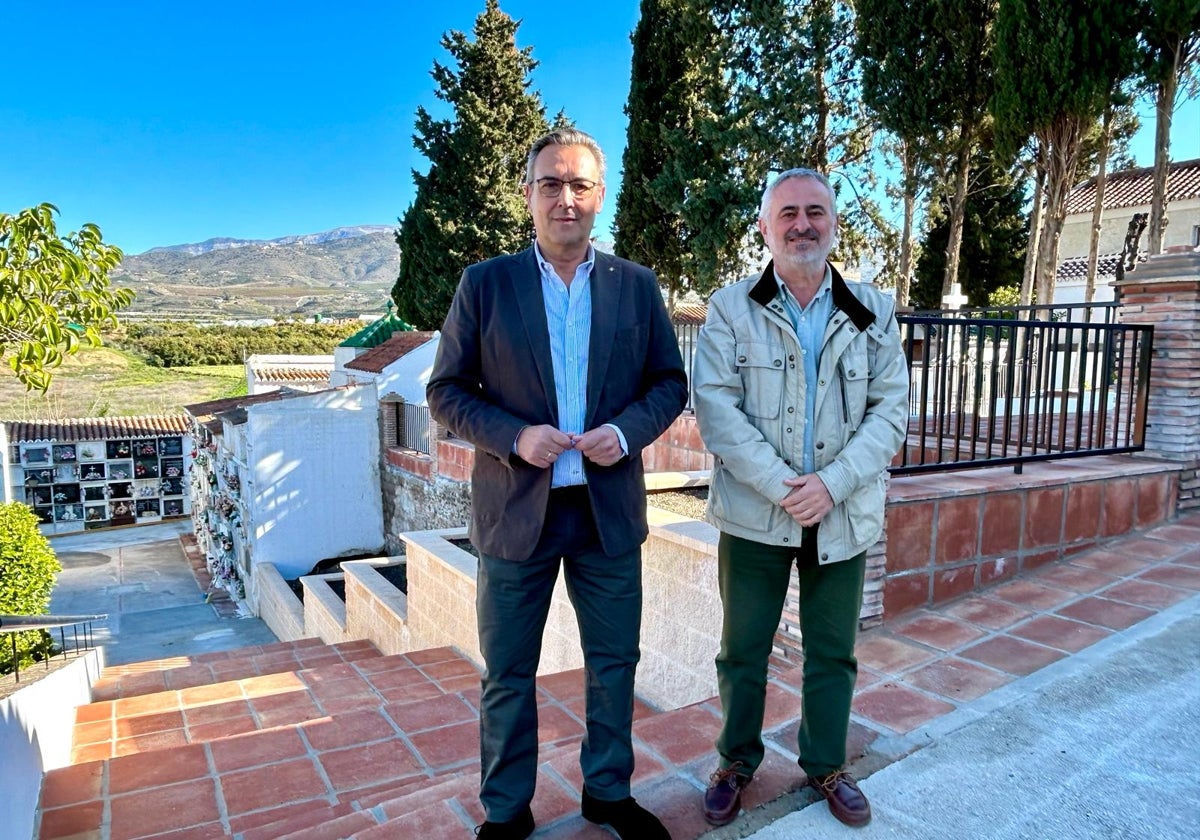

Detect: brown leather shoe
810,770,871,827
703,763,751,826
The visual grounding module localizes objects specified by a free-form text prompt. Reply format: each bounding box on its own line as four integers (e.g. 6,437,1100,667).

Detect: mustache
785,230,819,243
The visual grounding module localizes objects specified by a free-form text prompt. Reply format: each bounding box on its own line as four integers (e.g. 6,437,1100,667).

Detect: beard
776,231,832,271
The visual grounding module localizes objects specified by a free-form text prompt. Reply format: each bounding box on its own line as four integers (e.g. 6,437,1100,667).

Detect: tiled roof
1055,252,1148,282
3,414,190,444
1064,157,1200,215
249,364,333,385
340,309,416,349
344,331,437,373
182,391,292,423
671,303,708,325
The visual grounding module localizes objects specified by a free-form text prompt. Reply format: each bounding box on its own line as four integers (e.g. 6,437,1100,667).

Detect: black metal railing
910,301,1119,325
0,614,106,683
894,314,1153,474
399,402,432,454
675,322,700,412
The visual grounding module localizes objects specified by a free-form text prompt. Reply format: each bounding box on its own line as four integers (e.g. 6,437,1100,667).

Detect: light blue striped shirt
776,266,833,475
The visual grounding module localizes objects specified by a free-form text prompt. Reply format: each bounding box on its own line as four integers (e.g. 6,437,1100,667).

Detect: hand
572,426,623,466
780,474,833,527
516,424,574,470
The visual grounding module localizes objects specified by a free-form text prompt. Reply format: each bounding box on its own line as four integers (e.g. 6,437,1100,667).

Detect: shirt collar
774,263,832,308
534,241,596,279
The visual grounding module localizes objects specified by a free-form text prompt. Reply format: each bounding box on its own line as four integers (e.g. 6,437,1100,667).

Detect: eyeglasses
532,177,599,199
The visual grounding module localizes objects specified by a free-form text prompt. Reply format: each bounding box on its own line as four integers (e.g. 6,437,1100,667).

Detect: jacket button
816,442,825,450
819,379,826,386
783,537,789,543
786,428,792,433
849,370,857,377
789,355,795,361
820,553,829,561
737,355,746,363
787,407,794,413
774,359,782,367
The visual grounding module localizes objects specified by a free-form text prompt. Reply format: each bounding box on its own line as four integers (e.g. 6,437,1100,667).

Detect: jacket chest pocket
839,346,870,429
736,341,786,419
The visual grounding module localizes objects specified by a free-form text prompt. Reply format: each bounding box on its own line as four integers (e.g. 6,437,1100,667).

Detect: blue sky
3,0,1197,255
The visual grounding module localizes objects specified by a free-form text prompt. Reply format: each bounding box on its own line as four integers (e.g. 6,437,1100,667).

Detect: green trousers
715,531,866,778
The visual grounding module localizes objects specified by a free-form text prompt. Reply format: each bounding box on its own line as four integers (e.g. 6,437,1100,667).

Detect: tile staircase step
91,638,381,701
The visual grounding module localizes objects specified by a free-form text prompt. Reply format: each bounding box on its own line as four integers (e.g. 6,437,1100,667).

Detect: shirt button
816,442,825,450
773,360,782,367
787,407,794,413
786,427,792,433
819,379,826,386
737,355,746,363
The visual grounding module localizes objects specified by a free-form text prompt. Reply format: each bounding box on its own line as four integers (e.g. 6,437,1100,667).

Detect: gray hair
524,128,607,184
758,168,837,222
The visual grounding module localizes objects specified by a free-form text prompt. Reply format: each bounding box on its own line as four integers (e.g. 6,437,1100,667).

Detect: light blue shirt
528,244,628,487
776,266,833,475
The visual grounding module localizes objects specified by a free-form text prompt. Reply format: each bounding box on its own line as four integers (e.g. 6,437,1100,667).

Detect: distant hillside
111,226,399,320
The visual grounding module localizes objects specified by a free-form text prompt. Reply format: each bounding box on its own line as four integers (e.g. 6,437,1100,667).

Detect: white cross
942,282,969,311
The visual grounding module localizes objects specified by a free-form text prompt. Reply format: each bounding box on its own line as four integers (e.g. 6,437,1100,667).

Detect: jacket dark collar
748,260,877,332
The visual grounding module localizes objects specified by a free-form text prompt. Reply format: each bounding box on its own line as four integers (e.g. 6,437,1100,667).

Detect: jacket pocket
711,468,775,532
839,348,869,430
844,474,885,547
735,340,786,420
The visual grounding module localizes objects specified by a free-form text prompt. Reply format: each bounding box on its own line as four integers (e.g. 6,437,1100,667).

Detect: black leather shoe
703,763,751,826
581,789,671,839
475,804,534,839
810,770,871,827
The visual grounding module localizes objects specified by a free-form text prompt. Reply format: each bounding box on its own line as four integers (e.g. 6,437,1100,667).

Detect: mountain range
111,226,400,320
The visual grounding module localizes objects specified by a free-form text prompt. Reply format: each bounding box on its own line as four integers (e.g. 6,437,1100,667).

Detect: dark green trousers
715,531,866,778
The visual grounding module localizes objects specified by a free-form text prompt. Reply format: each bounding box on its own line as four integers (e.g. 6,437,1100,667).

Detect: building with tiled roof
244,354,334,395
343,332,437,375
1,415,193,533
1055,158,1200,304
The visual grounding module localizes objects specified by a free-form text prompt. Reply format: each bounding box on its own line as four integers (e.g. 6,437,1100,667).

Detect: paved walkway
47,522,277,667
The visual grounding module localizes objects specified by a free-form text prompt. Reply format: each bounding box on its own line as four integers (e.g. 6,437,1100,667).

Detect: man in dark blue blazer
427,128,686,840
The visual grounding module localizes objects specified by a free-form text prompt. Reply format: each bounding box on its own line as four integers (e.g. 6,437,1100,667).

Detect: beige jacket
692,262,909,563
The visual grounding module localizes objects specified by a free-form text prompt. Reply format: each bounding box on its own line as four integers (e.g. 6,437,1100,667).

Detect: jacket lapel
514,247,558,422
585,253,621,428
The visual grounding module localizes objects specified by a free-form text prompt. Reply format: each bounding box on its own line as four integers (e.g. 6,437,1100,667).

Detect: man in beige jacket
693,168,909,829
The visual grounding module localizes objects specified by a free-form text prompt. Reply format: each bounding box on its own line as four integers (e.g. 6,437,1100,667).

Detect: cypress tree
392,0,549,329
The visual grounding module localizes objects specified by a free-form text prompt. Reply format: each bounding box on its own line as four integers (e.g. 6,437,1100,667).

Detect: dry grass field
0,346,246,421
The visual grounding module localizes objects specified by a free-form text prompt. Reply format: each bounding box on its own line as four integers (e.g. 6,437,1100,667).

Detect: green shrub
0,502,61,674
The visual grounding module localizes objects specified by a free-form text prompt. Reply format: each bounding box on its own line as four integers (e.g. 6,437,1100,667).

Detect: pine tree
912,150,1028,309
614,0,722,306
391,0,549,329
993,0,1139,309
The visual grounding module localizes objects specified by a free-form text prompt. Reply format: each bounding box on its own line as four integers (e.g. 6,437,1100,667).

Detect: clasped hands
516,424,623,469
781,474,833,528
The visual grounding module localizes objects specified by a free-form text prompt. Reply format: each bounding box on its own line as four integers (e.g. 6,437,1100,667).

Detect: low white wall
301,574,354,644
344,559,411,655
0,651,103,840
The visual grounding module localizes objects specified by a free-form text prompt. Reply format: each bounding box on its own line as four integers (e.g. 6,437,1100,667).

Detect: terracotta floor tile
942,597,1033,630
531,703,583,745
38,801,104,840
303,709,395,751
852,682,955,733
115,691,181,717
959,635,1066,676
762,682,804,729
319,739,424,792
186,715,259,742
1137,564,1200,590
529,770,585,825
734,748,808,812
436,673,483,694
408,719,481,768
115,709,185,739
771,662,804,691
113,727,189,756
403,646,460,666
238,671,306,698
250,691,323,728
904,657,1014,702
299,663,361,685
71,742,113,764
635,703,722,766
854,635,936,675
72,719,115,747
163,665,217,691
357,801,469,840
40,761,104,809
378,680,445,706
537,668,587,702
109,779,220,839
1108,536,1182,561
115,672,171,700
1032,564,1119,593
136,821,227,839
74,701,114,724
209,727,310,773
1055,596,1156,630
220,757,328,815
182,699,251,727
1101,579,1191,610
109,742,209,794
1173,547,1200,568
365,666,434,692
420,657,481,682
372,774,472,817
177,681,245,707
988,579,1075,611
633,774,717,840
352,653,415,675
888,613,986,650
386,693,476,734
228,798,343,837
1010,615,1112,653
275,810,379,840
1069,549,1153,576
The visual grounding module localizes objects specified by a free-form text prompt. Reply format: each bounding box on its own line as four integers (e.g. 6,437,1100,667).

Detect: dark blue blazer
427,247,688,561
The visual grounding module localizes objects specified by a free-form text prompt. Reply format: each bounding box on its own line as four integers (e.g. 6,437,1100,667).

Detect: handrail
0,614,107,633
1,614,107,684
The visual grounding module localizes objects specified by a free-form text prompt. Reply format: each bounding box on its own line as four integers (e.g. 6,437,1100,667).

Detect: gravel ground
647,487,708,520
